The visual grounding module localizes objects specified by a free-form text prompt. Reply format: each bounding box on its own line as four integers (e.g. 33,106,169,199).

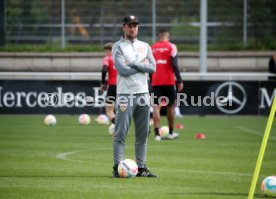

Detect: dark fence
5,0,276,47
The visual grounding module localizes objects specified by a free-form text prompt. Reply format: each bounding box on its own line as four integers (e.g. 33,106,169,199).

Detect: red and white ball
44,114,57,126
78,114,91,125
95,114,109,125
118,159,138,178
159,126,169,139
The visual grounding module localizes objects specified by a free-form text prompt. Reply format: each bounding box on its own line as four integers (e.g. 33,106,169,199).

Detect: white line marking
157,168,252,177
56,150,252,178
56,147,132,164
235,126,276,141
0,184,127,189
56,150,91,163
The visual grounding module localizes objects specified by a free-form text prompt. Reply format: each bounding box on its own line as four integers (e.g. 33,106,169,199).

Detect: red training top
151,41,177,86
102,54,117,85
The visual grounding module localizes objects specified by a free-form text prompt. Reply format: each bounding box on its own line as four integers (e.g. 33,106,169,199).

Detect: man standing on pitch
111,15,158,177
151,29,183,141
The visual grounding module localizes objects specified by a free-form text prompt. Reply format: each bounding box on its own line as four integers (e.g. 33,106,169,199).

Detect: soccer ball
78,114,91,125
44,114,57,126
95,114,109,125
118,159,138,178
108,124,115,135
159,126,169,139
261,176,276,197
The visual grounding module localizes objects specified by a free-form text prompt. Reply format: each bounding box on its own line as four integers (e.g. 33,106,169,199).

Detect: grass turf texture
0,115,275,199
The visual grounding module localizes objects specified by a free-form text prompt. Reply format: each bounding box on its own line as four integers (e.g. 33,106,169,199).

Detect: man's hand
177,82,183,92
143,58,149,64
100,83,106,92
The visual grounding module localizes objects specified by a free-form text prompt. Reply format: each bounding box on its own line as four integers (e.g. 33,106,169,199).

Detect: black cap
122,15,140,25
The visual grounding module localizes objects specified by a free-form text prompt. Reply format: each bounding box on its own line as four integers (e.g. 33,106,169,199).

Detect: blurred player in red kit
100,42,117,126
151,29,183,141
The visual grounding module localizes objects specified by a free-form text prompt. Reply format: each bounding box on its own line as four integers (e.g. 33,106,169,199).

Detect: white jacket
112,37,156,94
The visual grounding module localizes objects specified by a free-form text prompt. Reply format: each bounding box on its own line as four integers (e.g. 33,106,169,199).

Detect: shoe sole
136,175,158,178
166,136,179,140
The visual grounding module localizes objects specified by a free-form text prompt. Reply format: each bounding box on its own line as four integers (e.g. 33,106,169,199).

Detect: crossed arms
113,44,156,77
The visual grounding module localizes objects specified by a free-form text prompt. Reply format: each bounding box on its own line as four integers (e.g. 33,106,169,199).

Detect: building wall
0,52,272,72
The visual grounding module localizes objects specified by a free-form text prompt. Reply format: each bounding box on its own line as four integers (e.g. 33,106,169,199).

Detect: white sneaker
167,132,179,139
175,107,183,118
154,135,161,141
175,114,183,118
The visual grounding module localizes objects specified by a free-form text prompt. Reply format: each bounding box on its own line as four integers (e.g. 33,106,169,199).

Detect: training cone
175,123,184,129
195,133,206,139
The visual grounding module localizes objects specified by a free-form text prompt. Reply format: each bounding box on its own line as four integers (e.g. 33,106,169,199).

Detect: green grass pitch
0,115,275,199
